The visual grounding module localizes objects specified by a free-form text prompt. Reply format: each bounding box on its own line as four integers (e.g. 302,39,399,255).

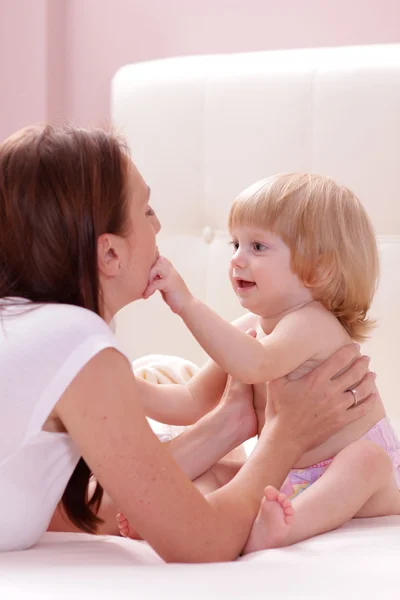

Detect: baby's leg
243,439,400,554
194,459,243,495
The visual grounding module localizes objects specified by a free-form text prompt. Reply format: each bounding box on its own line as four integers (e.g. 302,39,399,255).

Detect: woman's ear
97,233,122,277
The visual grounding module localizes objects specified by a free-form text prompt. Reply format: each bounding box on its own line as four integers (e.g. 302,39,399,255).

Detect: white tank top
0,298,126,551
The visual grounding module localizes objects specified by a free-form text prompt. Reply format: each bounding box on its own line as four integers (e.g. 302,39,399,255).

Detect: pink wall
1,0,400,140
0,0,48,142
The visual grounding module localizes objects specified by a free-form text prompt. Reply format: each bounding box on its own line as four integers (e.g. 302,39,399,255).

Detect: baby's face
228,225,310,317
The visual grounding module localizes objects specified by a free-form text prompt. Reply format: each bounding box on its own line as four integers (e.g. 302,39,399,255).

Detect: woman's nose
153,214,161,234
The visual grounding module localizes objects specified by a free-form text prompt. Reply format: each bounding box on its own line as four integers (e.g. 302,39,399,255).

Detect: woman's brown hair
0,124,130,532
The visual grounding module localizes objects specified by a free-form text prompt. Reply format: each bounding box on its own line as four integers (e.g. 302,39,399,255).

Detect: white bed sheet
1,518,398,599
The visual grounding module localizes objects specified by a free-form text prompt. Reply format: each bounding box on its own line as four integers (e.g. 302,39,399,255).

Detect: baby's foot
242,486,294,554
116,512,142,540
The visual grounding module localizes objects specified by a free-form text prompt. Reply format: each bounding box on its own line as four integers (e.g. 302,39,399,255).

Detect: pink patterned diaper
281,417,400,500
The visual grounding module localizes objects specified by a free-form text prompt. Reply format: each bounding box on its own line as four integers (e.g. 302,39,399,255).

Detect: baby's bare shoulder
231,311,259,332
300,301,348,330
300,301,352,356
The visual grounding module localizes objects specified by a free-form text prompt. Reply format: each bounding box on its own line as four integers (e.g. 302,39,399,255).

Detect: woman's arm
49,375,256,536
54,343,375,563
55,349,285,562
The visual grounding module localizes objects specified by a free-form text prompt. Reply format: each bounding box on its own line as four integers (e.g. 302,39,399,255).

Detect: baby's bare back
244,303,385,468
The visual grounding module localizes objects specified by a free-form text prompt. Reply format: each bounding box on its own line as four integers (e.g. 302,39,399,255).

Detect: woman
0,125,376,561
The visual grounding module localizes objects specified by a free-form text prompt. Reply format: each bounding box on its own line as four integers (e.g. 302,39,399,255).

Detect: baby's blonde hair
228,173,379,342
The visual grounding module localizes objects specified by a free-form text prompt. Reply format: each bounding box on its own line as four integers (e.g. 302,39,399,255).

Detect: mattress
1,517,398,599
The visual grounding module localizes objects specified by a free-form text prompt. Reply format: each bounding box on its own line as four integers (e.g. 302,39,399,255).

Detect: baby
123,173,400,553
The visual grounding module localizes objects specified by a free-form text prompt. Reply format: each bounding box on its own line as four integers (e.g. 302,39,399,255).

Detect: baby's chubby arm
143,257,322,384
136,312,257,425
185,313,257,411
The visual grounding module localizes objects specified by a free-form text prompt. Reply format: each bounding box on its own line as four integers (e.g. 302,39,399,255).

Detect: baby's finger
142,283,157,300
147,268,163,286
148,256,172,281
142,277,165,299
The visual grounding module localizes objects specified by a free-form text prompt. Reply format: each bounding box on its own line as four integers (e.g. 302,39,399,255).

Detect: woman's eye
146,206,155,217
253,242,266,251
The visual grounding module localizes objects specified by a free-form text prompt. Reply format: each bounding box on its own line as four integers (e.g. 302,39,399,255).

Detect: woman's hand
262,343,377,453
142,256,193,315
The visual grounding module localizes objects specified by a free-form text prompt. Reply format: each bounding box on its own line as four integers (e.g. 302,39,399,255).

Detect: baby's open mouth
237,279,256,289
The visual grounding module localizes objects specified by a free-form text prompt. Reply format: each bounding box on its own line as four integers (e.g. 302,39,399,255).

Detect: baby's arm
136,313,257,425
186,312,258,412
143,257,323,384
179,300,324,383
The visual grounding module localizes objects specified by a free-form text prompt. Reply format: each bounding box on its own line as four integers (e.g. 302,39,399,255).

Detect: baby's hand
142,256,193,315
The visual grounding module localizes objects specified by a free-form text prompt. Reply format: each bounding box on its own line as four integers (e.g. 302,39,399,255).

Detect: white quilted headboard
112,44,400,424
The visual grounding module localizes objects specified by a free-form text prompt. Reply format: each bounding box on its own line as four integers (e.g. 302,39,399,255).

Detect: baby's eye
146,206,155,217
229,241,239,251
253,242,267,251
